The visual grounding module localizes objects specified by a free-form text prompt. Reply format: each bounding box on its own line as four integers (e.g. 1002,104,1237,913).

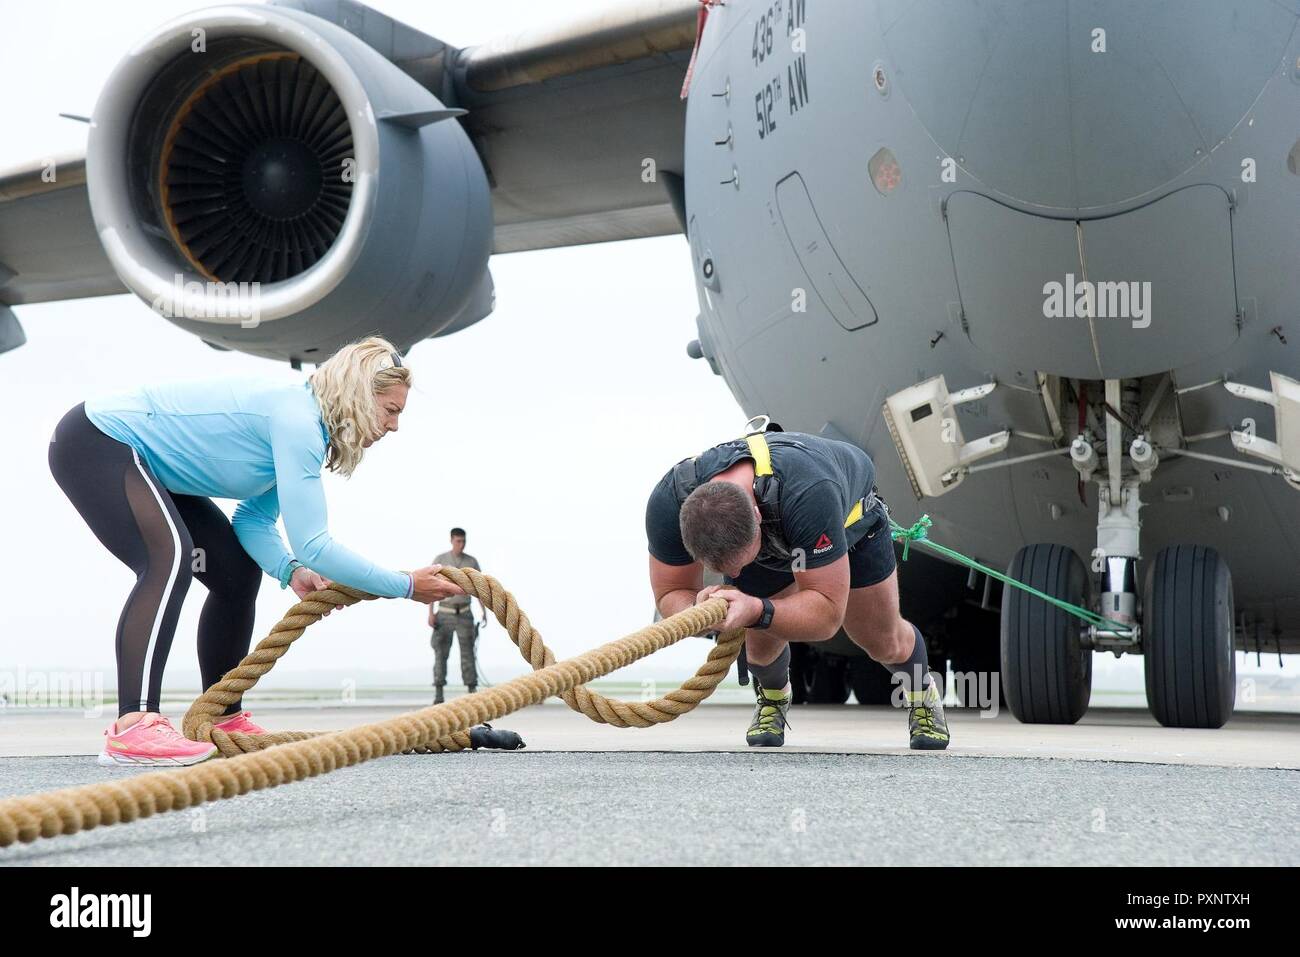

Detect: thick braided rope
448,565,744,728
183,566,743,757
0,596,740,847
180,581,379,753
178,581,481,756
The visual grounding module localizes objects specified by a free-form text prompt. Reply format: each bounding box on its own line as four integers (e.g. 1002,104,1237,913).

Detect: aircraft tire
849,657,894,705
1143,545,1236,728
794,648,851,704
1001,544,1093,724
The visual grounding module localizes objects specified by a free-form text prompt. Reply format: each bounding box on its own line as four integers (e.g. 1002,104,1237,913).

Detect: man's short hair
450,527,466,539
679,481,757,570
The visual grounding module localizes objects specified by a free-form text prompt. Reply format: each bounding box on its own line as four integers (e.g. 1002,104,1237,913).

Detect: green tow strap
889,515,1131,637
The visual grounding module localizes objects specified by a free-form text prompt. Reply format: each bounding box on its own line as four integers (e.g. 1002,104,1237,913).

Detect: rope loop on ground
0,567,742,847
183,566,743,756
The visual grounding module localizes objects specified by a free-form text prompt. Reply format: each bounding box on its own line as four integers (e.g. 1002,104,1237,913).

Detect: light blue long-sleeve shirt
84,376,412,599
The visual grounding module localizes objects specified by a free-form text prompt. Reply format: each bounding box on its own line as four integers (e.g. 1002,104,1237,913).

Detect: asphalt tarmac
1,703,1296,865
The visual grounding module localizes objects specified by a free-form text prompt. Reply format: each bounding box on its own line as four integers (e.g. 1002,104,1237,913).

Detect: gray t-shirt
433,550,480,610
645,432,877,572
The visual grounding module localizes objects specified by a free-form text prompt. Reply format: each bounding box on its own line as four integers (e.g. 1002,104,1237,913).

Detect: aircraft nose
878,0,1295,210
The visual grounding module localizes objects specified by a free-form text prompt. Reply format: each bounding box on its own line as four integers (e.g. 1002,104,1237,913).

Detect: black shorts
724,500,897,598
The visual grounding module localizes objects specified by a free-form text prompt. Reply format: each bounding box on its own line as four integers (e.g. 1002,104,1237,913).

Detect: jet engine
85,4,493,362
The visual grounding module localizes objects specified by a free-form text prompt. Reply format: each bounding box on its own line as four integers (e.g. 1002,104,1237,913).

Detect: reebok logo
812,534,833,555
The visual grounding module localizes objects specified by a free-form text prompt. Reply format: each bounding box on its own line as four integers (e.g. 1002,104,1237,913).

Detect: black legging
49,404,261,719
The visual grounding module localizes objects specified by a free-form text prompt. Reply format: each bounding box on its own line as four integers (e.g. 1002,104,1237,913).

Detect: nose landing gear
1001,540,1237,729
1002,379,1238,728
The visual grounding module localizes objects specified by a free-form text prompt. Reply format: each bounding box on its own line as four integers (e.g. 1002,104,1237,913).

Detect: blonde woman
48,336,460,767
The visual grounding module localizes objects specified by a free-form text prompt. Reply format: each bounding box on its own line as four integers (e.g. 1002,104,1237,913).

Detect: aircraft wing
0,151,126,306
454,0,698,253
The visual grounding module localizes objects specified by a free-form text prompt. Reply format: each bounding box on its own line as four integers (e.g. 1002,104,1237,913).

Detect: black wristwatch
752,597,775,630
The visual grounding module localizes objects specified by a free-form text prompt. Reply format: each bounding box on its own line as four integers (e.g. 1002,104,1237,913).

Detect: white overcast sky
1,1,1284,696
0,0,743,688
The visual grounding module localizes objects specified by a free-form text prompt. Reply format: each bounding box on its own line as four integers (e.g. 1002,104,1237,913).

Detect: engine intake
159,51,354,284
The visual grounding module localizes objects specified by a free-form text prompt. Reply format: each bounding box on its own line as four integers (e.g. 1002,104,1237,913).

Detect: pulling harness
669,418,881,572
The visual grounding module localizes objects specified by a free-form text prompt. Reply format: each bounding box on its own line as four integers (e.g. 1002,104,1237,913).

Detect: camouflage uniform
431,550,481,691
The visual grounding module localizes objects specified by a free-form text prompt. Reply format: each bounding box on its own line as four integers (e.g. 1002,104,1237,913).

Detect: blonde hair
309,335,413,476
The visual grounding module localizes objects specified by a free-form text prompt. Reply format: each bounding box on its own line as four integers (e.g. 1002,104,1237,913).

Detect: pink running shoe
211,711,268,736
98,713,218,768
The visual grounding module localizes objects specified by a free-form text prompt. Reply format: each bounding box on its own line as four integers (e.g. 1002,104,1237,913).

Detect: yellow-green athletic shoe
905,678,950,750
747,684,792,747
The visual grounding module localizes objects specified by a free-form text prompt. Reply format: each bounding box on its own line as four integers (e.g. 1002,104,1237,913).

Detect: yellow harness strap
745,430,865,528
744,433,774,477
844,498,864,528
